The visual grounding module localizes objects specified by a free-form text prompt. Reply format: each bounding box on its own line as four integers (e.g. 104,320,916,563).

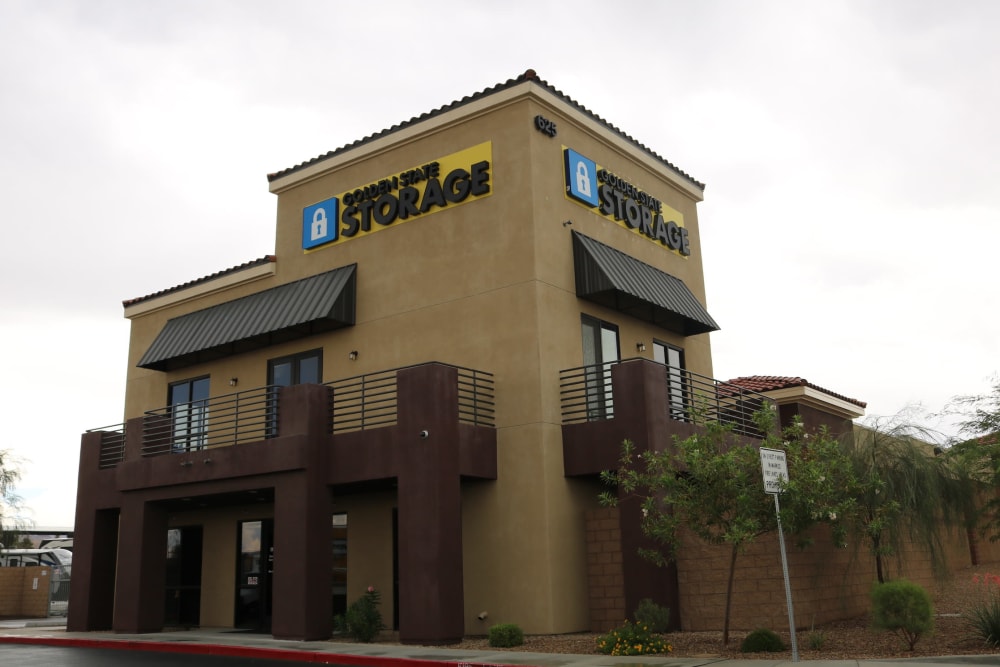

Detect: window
169,376,209,452
332,514,347,618
653,342,687,421
268,349,323,387
581,316,620,419
266,350,322,437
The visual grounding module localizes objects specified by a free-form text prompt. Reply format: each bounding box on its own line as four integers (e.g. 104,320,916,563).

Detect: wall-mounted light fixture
229,377,238,387
562,220,573,227
348,350,359,361
636,342,646,353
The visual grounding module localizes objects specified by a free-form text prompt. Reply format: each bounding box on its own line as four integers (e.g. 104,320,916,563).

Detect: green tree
601,408,855,646
940,377,1000,542
0,448,27,547
845,414,974,583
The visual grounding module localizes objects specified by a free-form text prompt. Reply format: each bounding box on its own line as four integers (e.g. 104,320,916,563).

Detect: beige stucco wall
121,82,713,635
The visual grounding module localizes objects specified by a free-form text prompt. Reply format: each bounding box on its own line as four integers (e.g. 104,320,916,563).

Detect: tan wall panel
460,423,599,634
330,491,396,625
272,104,534,290
460,423,550,632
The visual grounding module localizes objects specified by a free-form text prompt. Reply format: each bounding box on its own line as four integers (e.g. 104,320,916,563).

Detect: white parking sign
759,447,788,494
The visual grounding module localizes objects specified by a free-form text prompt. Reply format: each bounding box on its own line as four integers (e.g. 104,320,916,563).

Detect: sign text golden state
303,142,492,250
563,147,689,256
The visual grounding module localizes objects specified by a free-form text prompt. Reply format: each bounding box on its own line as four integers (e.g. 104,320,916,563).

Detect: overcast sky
2,0,998,528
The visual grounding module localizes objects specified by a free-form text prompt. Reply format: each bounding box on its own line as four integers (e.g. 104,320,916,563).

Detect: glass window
581,316,619,420
654,342,687,421
266,350,323,437
169,376,210,452
268,349,323,387
271,361,292,388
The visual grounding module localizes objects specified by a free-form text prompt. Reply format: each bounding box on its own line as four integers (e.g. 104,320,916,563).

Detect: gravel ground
337,564,1000,660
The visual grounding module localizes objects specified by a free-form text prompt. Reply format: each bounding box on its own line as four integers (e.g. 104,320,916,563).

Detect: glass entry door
235,519,273,631
165,526,202,627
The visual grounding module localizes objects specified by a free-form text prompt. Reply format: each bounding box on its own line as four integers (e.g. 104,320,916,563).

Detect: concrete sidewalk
0,619,996,667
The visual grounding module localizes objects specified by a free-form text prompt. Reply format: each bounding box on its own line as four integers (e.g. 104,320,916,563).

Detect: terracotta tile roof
267,69,705,190
123,255,276,307
726,375,867,409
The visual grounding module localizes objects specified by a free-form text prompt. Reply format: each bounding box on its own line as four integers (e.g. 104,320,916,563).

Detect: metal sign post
759,447,799,662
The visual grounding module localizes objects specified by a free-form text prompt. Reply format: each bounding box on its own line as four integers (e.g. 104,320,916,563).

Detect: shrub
343,586,384,643
870,579,933,650
740,628,785,653
807,630,826,651
488,623,524,647
807,616,826,650
596,620,672,656
967,573,1000,648
634,598,670,633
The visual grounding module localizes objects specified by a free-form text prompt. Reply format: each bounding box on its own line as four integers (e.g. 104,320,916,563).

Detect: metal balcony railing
141,385,276,456
87,364,497,467
87,425,126,469
328,369,398,433
327,364,495,433
456,367,496,427
559,359,772,439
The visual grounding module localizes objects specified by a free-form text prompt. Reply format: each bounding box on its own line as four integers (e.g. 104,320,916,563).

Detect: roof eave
267,71,705,200
762,385,866,420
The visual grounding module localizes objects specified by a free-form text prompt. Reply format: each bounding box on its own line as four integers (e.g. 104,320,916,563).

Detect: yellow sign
303,142,492,250
562,146,689,257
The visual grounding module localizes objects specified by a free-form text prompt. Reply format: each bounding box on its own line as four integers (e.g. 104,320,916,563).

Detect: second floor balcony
82,358,770,487
559,358,773,476
83,362,497,490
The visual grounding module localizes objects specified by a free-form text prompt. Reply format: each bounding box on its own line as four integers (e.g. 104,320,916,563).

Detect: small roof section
124,256,276,307
268,69,704,191
138,264,356,372
727,376,867,409
572,231,719,336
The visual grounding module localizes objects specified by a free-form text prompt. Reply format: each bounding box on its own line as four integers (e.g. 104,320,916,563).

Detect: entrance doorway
235,519,273,631
165,526,202,627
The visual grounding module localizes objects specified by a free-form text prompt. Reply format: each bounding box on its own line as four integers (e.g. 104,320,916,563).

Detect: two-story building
69,70,865,643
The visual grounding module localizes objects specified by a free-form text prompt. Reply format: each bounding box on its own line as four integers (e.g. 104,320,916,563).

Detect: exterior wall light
636,342,646,353
348,350,359,361
229,377,238,387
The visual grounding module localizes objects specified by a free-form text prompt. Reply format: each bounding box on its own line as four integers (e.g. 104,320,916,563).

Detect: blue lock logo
564,148,598,207
302,197,338,249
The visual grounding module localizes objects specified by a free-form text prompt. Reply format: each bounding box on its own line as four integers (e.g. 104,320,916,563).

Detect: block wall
591,507,992,633
0,567,50,618
585,508,626,632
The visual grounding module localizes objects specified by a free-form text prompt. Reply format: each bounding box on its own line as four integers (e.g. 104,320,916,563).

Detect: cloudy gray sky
2,0,998,528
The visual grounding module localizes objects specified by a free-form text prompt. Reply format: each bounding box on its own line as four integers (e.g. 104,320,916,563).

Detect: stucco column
271,383,334,640
113,497,168,633
68,431,120,631
396,364,464,644
610,359,682,630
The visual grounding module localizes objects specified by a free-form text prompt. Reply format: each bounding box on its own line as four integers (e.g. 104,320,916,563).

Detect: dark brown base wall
69,364,496,644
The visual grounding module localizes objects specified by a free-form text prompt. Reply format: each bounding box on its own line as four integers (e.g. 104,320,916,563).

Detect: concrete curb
0,635,535,667
0,636,544,667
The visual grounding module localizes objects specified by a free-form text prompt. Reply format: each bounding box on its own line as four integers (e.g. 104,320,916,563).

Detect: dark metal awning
572,232,719,335
138,264,357,371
